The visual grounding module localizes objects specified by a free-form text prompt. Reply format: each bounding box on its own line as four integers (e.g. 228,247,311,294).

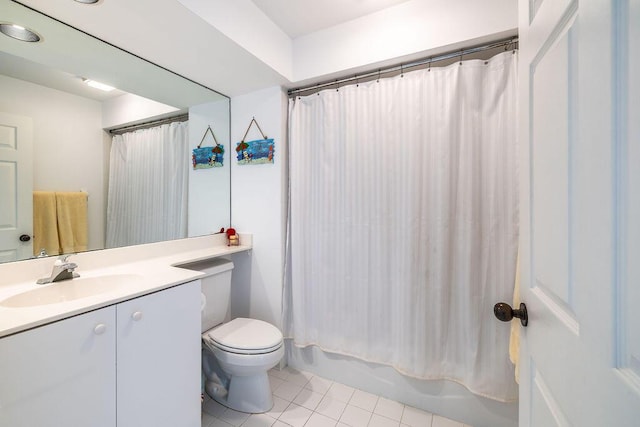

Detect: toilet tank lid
176,257,233,277
207,318,283,351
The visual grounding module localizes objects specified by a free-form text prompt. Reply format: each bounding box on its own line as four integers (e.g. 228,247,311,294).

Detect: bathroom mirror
0,0,231,263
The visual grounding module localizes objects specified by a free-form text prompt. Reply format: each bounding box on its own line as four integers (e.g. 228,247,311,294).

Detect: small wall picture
192,145,225,169
236,139,275,165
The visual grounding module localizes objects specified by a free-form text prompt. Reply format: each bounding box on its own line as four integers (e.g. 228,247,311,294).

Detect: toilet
180,258,284,414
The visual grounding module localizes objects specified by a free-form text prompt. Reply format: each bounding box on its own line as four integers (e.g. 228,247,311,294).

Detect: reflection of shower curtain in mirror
106,121,188,249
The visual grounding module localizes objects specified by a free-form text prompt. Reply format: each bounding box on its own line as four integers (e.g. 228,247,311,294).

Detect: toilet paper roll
201,293,206,312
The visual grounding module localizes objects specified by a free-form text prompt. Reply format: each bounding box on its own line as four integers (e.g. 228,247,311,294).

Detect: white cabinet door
517,0,640,424
116,280,201,427
0,306,116,427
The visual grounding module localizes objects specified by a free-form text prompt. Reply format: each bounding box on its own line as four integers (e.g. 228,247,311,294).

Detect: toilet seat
205,318,283,355
210,340,282,355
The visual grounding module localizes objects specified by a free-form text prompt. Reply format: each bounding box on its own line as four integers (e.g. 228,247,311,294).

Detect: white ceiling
250,0,411,38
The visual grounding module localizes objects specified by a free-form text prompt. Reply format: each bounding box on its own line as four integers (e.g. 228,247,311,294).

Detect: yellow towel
55,192,88,254
509,251,521,383
33,191,60,256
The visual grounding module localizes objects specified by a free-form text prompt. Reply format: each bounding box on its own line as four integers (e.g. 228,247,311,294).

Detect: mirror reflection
0,0,231,264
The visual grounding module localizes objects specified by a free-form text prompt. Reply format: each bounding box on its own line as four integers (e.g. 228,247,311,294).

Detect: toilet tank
177,258,234,332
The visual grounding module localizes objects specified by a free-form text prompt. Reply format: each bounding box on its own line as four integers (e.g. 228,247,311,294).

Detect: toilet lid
207,318,283,353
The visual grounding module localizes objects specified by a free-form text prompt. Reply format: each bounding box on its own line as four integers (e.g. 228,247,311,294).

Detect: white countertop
0,235,251,338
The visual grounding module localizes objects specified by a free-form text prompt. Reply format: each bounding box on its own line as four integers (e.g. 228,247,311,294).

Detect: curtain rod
288,36,518,97
109,113,189,135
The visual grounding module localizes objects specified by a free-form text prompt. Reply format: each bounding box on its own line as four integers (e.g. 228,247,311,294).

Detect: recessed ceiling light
74,0,100,3
0,23,41,42
83,78,115,92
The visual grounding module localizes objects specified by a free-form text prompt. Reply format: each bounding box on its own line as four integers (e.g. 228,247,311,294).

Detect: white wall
0,74,105,253
177,0,293,81
188,100,231,236
229,86,287,328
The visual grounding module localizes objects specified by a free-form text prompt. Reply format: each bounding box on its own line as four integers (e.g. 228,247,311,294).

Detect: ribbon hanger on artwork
199,125,220,147
241,117,268,142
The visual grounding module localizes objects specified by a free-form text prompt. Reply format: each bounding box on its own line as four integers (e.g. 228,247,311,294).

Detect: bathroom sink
0,274,141,308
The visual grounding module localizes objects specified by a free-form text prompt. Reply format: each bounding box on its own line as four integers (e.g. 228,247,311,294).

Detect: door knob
19,234,31,242
94,324,107,335
494,302,528,327
131,311,143,321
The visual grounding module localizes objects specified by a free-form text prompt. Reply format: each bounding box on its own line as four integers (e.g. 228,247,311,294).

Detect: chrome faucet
37,255,79,284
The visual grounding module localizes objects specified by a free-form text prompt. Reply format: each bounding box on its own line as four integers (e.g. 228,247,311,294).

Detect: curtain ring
459,50,463,66
355,75,359,87
428,58,432,72
401,64,404,78
377,69,381,83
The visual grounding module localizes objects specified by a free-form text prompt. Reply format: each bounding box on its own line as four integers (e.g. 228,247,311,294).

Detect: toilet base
212,371,273,413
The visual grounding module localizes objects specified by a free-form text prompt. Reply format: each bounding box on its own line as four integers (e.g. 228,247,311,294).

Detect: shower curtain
285,51,519,401
106,121,189,248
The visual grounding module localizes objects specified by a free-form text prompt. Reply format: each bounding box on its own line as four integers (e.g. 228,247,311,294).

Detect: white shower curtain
106,121,189,248
285,51,519,401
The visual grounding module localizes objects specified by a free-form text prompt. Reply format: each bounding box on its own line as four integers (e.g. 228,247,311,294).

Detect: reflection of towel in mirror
55,192,88,254
33,191,60,256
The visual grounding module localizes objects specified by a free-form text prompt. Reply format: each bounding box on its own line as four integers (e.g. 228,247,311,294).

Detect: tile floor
202,367,472,427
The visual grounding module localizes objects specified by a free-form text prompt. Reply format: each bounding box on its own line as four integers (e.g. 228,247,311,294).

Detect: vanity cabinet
0,280,201,427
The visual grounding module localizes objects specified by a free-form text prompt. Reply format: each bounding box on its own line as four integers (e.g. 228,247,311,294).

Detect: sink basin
0,274,141,308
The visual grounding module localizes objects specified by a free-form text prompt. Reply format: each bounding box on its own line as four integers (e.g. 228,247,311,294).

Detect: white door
0,112,33,262
116,280,201,427
0,307,116,427
517,0,640,425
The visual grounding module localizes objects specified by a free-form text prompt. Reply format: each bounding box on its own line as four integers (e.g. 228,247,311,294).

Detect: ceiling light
0,23,41,42
74,0,100,3
83,78,115,92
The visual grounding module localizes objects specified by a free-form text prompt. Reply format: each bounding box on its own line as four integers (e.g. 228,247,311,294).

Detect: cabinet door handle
94,324,107,335
131,311,143,321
